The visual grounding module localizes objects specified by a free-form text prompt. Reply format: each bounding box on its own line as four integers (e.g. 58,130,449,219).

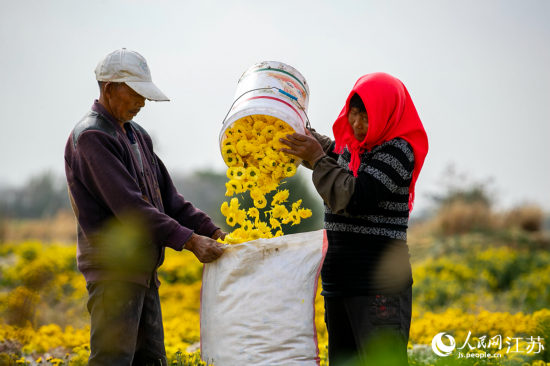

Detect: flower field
0,202,549,365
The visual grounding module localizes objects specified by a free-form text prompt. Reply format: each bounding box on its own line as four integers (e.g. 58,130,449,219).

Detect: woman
279,72,428,365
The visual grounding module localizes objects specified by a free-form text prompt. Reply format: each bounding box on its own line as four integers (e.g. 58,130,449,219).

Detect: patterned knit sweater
319,137,415,297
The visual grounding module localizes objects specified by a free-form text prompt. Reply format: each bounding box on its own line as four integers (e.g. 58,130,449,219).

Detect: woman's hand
279,129,326,166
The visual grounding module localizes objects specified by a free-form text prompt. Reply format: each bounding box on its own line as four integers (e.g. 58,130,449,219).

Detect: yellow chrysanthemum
274,230,284,237
225,185,235,196
245,129,258,140
292,199,302,211
223,137,236,146
233,124,247,135
278,152,290,163
274,120,289,132
221,202,230,216
265,180,280,194
226,213,237,227
236,209,247,225
265,147,279,160
232,228,248,239
271,204,289,219
233,167,247,180
272,189,290,205
270,218,281,230
222,145,237,156
254,197,267,209
264,115,277,124
220,115,314,244
284,163,297,177
224,154,237,167
232,131,247,142
248,229,262,240
247,207,259,218
271,166,283,180
259,161,272,174
242,179,256,191
234,154,244,166
241,220,254,232
226,179,243,194
256,221,270,234
289,210,301,226
249,188,264,201
273,131,290,151
246,166,260,181
253,120,267,132
225,233,243,244
262,156,277,171
226,167,236,180
261,125,276,140
236,140,250,156
230,197,240,211
298,208,312,219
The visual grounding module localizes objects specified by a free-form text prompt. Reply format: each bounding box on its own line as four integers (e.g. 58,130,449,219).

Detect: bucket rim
238,61,309,97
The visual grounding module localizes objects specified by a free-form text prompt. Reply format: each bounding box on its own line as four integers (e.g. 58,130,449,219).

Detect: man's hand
279,129,326,166
211,229,228,241
184,233,224,263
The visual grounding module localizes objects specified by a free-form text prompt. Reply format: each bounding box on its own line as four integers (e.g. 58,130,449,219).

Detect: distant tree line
0,172,72,219
0,170,325,234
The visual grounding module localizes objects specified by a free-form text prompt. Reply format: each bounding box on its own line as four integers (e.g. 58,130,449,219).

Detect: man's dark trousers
86,280,167,366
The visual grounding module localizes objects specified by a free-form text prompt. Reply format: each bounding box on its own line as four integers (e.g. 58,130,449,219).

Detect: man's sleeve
155,154,219,238
73,131,193,251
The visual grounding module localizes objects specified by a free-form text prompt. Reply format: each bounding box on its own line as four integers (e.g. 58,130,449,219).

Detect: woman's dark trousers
324,287,412,366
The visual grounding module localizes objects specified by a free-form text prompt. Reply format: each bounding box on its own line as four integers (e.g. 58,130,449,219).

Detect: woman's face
348,107,369,141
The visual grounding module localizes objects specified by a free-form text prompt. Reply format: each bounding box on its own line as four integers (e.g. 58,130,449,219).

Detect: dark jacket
303,128,414,296
64,101,219,287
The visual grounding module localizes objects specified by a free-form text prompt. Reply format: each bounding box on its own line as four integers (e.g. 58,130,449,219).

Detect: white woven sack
200,230,328,366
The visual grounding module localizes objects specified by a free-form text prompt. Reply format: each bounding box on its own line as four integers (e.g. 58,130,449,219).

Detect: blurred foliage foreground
0,171,550,365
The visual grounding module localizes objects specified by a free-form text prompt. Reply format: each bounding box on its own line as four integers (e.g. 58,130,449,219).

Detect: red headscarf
333,72,428,211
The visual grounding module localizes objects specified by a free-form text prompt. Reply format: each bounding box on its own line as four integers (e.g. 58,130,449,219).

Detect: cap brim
126,81,170,102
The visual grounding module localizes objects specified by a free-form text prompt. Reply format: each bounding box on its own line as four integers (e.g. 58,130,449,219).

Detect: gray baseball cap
95,48,169,102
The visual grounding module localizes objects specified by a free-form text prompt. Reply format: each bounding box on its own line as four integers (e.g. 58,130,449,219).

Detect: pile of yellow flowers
219,115,312,244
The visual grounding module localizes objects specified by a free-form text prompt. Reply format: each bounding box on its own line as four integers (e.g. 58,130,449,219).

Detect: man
64,48,226,365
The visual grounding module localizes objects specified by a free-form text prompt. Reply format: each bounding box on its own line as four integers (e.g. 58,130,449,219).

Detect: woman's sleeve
346,140,415,216
311,139,414,215
301,128,338,170
311,157,356,214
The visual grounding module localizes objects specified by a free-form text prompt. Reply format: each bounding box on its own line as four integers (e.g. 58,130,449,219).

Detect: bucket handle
222,87,312,130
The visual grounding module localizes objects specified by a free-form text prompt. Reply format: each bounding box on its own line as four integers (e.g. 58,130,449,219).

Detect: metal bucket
219,61,310,155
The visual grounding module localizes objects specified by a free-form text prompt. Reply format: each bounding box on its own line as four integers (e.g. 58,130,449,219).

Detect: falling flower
233,167,247,180
272,190,290,205
254,197,267,209
298,208,312,219
246,166,260,182
271,204,289,219
270,218,282,230
219,115,313,244
284,163,297,177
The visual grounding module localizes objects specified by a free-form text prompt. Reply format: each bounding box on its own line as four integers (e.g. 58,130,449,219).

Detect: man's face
348,107,369,141
105,82,146,122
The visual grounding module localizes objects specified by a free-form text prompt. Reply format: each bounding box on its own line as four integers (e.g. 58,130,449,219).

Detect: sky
0,0,549,214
